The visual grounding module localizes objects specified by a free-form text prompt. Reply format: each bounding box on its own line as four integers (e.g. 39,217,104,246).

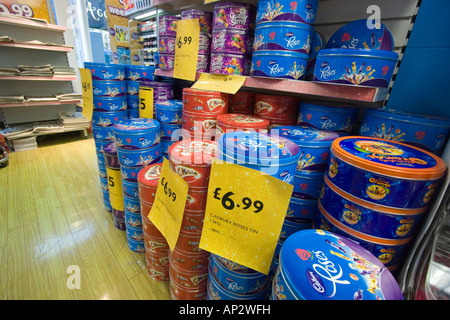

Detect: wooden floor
0,132,170,300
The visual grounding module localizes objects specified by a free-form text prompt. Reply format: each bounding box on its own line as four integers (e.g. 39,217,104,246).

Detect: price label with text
199,160,294,275
173,19,200,81
192,73,246,94
148,158,188,251
139,85,154,119
106,167,124,211
79,68,94,120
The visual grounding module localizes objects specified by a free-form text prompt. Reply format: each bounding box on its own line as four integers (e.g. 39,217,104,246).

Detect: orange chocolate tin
182,88,229,116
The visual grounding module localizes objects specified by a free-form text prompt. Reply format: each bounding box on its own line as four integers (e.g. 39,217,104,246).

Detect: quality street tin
212,27,253,54
273,229,404,300
216,131,300,184
359,108,450,156
326,136,447,209
320,176,427,240
158,15,180,37
210,52,252,76
213,1,255,30
273,126,339,172
113,118,161,150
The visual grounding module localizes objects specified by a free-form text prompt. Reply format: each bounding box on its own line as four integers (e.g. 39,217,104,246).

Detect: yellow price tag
148,158,189,251
106,167,124,211
204,0,220,3
192,73,246,94
173,19,200,82
139,85,154,119
199,160,293,275
79,68,93,120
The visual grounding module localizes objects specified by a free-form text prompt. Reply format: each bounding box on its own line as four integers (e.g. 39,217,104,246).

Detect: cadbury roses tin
272,229,404,300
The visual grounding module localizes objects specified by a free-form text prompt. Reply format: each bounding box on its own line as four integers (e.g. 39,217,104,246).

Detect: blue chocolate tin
155,100,183,124
207,268,270,300
253,21,314,54
320,176,426,240
273,229,404,300
314,205,413,272
298,101,359,136
327,136,447,209
325,19,394,51
93,96,127,112
273,126,339,172
116,143,162,167
120,164,145,183
94,138,113,154
113,118,161,150
279,219,313,242
126,235,145,253
103,196,112,212
122,179,140,198
292,170,325,200
126,80,140,96
92,80,127,97
306,29,326,80
359,108,450,156
251,50,308,80
125,65,155,82
92,110,128,127
125,210,142,228
92,125,115,141
313,48,399,88
98,163,107,179
126,224,144,242
160,123,183,140
84,62,125,81
217,131,301,184
161,139,177,154
127,95,139,109
209,254,270,295
256,0,318,25
286,197,318,222
128,108,139,119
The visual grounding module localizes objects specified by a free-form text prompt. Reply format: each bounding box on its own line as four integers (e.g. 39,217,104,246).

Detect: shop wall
387,0,450,119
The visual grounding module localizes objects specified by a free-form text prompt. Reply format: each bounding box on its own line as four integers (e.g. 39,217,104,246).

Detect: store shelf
0,75,77,81
155,69,388,103
0,99,82,108
0,42,72,52
0,15,66,32
7,127,88,141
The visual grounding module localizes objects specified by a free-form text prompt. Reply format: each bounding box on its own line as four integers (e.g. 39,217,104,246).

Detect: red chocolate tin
169,140,217,188
144,233,170,253
170,279,207,300
175,231,205,254
138,163,162,204
185,188,209,211
169,255,209,289
146,258,170,281
182,112,218,140
182,88,229,116
229,91,255,114
216,113,270,138
181,210,206,234
169,246,210,272
145,249,170,268
254,94,301,120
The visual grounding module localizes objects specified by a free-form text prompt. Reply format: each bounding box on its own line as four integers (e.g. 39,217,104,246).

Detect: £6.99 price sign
199,160,294,275
173,19,199,82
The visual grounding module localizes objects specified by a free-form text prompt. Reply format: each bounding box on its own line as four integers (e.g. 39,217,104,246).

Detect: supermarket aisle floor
0,133,170,300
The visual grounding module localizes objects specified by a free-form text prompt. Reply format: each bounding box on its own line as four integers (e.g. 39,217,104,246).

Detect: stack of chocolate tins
139,81,175,120
168,140,217,300
297,100,359,137
137,163,170,281
181,88,229,141
269,126,338,276
305,30,326,80
158,15,180,71
181,9,213,73
112,118,163,253
104,141,126,231
315,136,447,273
215,113,270,139
253,93,300,128
228,91,255,114
251,0,318,80
210,1,255,76
125,65,155,119
154,100,183,158
85,62,128,213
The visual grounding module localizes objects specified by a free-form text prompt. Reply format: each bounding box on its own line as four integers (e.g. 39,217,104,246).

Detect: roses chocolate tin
326,136,446,209
272,229,404,300
113,118,161,150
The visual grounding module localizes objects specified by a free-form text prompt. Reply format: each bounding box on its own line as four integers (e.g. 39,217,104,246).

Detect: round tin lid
169,140,218,165
252,50,309,59
217,131,300,165
214,1,254,8
255,20,314,31
280,229,404,300
331,136,447,180
137,163,163,187
364,108,450,128
217,113,270,129
325,19,394,51
113,118,160,133
274,126,339,147
181,9,212,16
317,48,399,61
182,87,225,98
155,100,183,110
103,141,117,156
139,80,173,88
